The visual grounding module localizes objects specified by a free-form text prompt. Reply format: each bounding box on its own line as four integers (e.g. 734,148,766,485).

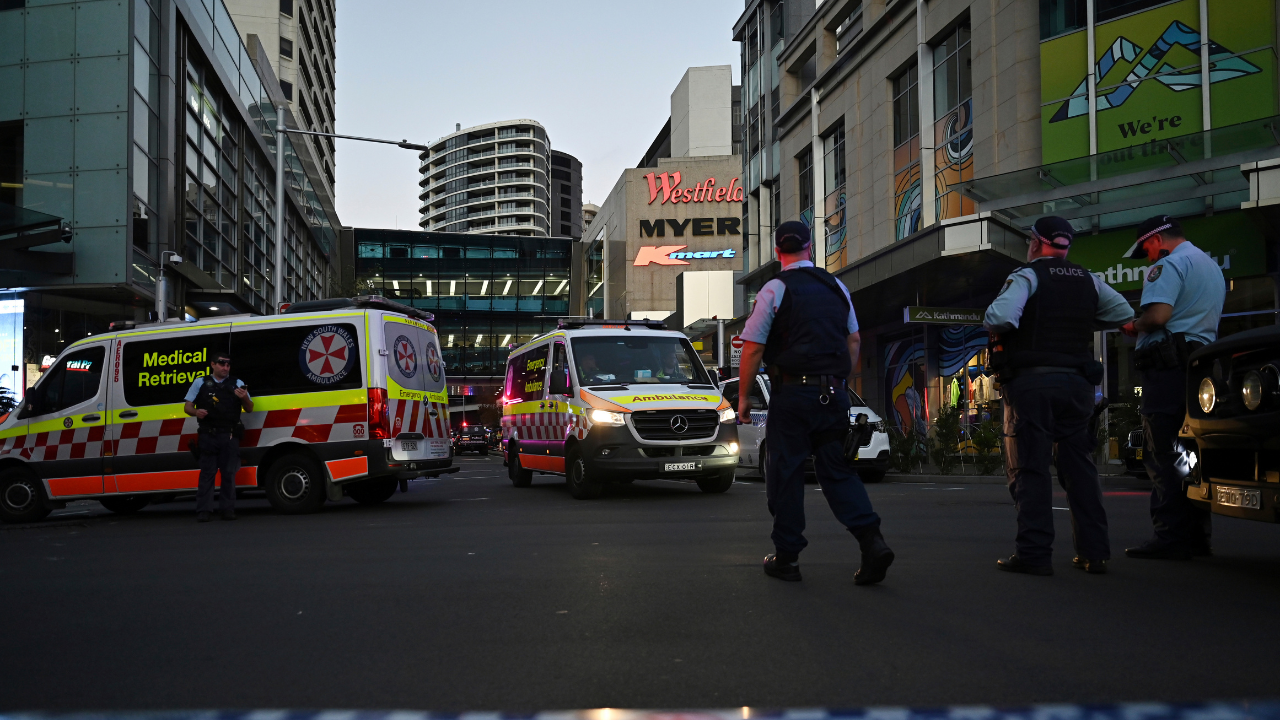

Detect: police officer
737,220,893,586
1120,215,1225,560
984,216,1134,575
183,351,253,522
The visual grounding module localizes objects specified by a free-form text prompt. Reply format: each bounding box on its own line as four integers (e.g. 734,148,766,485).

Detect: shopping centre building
732,0,1280,435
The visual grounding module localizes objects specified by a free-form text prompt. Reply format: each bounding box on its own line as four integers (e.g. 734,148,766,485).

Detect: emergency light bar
284,295,435,322
555,317,666,330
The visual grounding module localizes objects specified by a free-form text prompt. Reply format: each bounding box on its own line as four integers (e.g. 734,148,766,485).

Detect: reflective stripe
111,467,256,494
326,456,368,481
47,476,103,497
519,454,565,473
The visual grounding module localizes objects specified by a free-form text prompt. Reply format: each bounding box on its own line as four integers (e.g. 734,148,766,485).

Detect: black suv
453,426,490,455
1185,325,1280,522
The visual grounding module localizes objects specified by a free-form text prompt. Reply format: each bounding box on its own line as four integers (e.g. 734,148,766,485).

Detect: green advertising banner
1068,212,1266,291
1041,0,1278,164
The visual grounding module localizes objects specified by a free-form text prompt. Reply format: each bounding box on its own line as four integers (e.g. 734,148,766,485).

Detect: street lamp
155,250,183,322
273,103,430,313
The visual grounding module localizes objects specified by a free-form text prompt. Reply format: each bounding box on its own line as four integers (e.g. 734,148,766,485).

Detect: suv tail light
368,388,391,439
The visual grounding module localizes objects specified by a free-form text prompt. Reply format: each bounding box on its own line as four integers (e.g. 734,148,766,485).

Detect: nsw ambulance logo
299,325,355,385
425,342,442,383
393,335,418,379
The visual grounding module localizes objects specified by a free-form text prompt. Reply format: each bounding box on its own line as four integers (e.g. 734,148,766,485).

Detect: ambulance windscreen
569,336,710,387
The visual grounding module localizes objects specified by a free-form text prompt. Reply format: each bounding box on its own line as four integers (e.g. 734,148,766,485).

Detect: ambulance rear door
382,316,450,462
108,326,230,494
18,341,111,498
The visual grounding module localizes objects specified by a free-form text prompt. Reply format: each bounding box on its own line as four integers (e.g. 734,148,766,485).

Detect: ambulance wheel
0,468,51,524
697,470,735,494
566,451,603,500
348,477,397,505
508,444,533,488
99,495,150,514
264,453,326,514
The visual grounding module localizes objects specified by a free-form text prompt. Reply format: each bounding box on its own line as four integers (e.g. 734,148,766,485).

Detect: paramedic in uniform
184,351,253,522
736,220,894,586
1120,215,1225,561
984,216,1134,575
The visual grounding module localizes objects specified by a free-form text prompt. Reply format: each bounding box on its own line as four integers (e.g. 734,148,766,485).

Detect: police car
500,318,739,499
720,375,890,483
0,296,457,523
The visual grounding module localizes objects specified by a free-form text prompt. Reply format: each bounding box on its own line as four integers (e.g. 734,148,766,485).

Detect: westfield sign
644,172,744,205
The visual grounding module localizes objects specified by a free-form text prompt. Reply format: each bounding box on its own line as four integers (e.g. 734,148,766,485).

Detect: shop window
933,22,974,223
892,65,921,240
797,146,813,225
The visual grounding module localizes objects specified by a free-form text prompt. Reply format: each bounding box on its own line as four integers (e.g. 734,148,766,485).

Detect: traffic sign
730,335,743,366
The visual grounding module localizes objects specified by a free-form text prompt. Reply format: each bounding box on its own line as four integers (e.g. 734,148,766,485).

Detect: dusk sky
334,0,743,230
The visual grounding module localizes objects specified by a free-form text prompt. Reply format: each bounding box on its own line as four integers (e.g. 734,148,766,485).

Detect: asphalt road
3,455,1279,712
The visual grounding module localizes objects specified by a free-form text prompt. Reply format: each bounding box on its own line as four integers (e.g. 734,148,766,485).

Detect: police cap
1125,214,1183,259
1030,216,1074,249
775,220,811,253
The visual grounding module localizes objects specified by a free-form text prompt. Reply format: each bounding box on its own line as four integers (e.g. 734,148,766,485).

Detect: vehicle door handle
81,414,101,423
119,410,138,419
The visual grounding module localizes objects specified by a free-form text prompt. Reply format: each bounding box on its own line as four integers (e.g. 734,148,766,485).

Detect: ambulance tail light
368,388,391,439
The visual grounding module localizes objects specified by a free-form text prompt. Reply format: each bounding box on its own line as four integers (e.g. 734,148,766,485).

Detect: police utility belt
1133,332,1203,371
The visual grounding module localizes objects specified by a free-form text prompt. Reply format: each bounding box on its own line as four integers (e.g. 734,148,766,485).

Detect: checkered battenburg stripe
390,397,450,439
2,701,1277,720
502,407,589,444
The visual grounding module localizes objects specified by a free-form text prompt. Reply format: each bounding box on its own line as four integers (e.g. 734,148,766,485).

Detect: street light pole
270,115,429,314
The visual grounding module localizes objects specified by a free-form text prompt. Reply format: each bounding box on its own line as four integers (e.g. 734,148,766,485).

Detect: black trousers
1140,367,1211,546
197,432,241,514
1002,372,1109,564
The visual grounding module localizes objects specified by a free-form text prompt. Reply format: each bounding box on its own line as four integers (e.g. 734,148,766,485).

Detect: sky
333,0,743,230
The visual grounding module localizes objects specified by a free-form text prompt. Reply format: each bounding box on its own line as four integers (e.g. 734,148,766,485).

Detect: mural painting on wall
893,145,922,241
824,188,847,271
1040,0,1277,164
937,325,988,379
934,99,975,222
884,338,927,453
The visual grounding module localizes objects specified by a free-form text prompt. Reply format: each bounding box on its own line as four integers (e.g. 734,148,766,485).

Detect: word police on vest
1049,266,1087,277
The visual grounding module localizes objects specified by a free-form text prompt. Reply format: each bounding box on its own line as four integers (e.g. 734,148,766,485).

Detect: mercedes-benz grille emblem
670,415,689,434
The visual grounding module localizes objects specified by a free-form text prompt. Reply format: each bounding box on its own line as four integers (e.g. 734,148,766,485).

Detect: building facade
0,0,341,401
225,0,339,204
354,228,572,420
418,120,582,239
736,0,1280,438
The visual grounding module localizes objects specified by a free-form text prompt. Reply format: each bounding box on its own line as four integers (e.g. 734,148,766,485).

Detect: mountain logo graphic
1049,20,1262,123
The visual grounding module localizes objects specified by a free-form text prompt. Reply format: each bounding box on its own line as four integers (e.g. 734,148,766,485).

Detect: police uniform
1125,216,1225,559
184,373,250,519
984,216,1134,574
741,220,893,585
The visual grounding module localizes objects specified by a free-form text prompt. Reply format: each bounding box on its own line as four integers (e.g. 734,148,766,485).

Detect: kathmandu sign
634,245,738,266
903,306,985,325
644,172,744,204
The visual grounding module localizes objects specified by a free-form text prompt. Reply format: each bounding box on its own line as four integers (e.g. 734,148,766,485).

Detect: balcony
497,190,533,199
498,159,532,169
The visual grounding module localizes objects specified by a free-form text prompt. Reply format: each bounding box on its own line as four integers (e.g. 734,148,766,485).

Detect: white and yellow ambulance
501,318,739,499
0,296,456,523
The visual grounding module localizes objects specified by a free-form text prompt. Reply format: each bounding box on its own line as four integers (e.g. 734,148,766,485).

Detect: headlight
718,407,736,423
728,442,739,454
1242,371,1263,411
589,409,625,426
1198,377,1216,413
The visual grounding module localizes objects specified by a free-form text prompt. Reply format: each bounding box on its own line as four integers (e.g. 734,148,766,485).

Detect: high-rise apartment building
417,120,582,239
225,0,338,203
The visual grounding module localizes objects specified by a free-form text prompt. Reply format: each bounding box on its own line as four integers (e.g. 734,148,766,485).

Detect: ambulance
0,296,456,523
501,318,739,499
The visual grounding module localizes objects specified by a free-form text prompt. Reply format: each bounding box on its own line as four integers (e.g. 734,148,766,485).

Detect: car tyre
347,477,397,505
508,443,533,488
264,453,326,514
99,495,150,514
566,451,603,500
696,470,734,494
0,468,51,524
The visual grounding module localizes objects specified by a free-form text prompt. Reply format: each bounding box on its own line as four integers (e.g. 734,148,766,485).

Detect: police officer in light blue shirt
1119,215,1225,561
983,216,1134,576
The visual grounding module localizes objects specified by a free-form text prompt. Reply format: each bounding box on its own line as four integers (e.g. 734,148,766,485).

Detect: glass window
933,23,974,223
798,146,813,222
1039,0,1087,39
570,336,711,387
504,345,548,403
23,346,106,417
120,331,230,407
230,323,363,396
550,342,572,394
893,65,921,241
279,37,293,59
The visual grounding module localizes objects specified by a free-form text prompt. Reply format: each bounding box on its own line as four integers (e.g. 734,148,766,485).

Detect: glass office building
354,229,572,415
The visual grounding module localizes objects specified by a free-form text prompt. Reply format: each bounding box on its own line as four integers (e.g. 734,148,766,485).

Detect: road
2,455,1279,712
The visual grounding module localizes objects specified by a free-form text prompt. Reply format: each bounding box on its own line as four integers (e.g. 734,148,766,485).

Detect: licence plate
401,440,418,451
663,461,698,472
1135,449,1143,460
1215,486,1261,509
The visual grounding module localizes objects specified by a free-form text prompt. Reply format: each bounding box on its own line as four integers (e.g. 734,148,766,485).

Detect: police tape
4,702,1280,720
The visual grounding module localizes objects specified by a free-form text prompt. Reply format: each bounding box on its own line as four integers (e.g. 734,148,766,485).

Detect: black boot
851,525,894,586
762,553,802,581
